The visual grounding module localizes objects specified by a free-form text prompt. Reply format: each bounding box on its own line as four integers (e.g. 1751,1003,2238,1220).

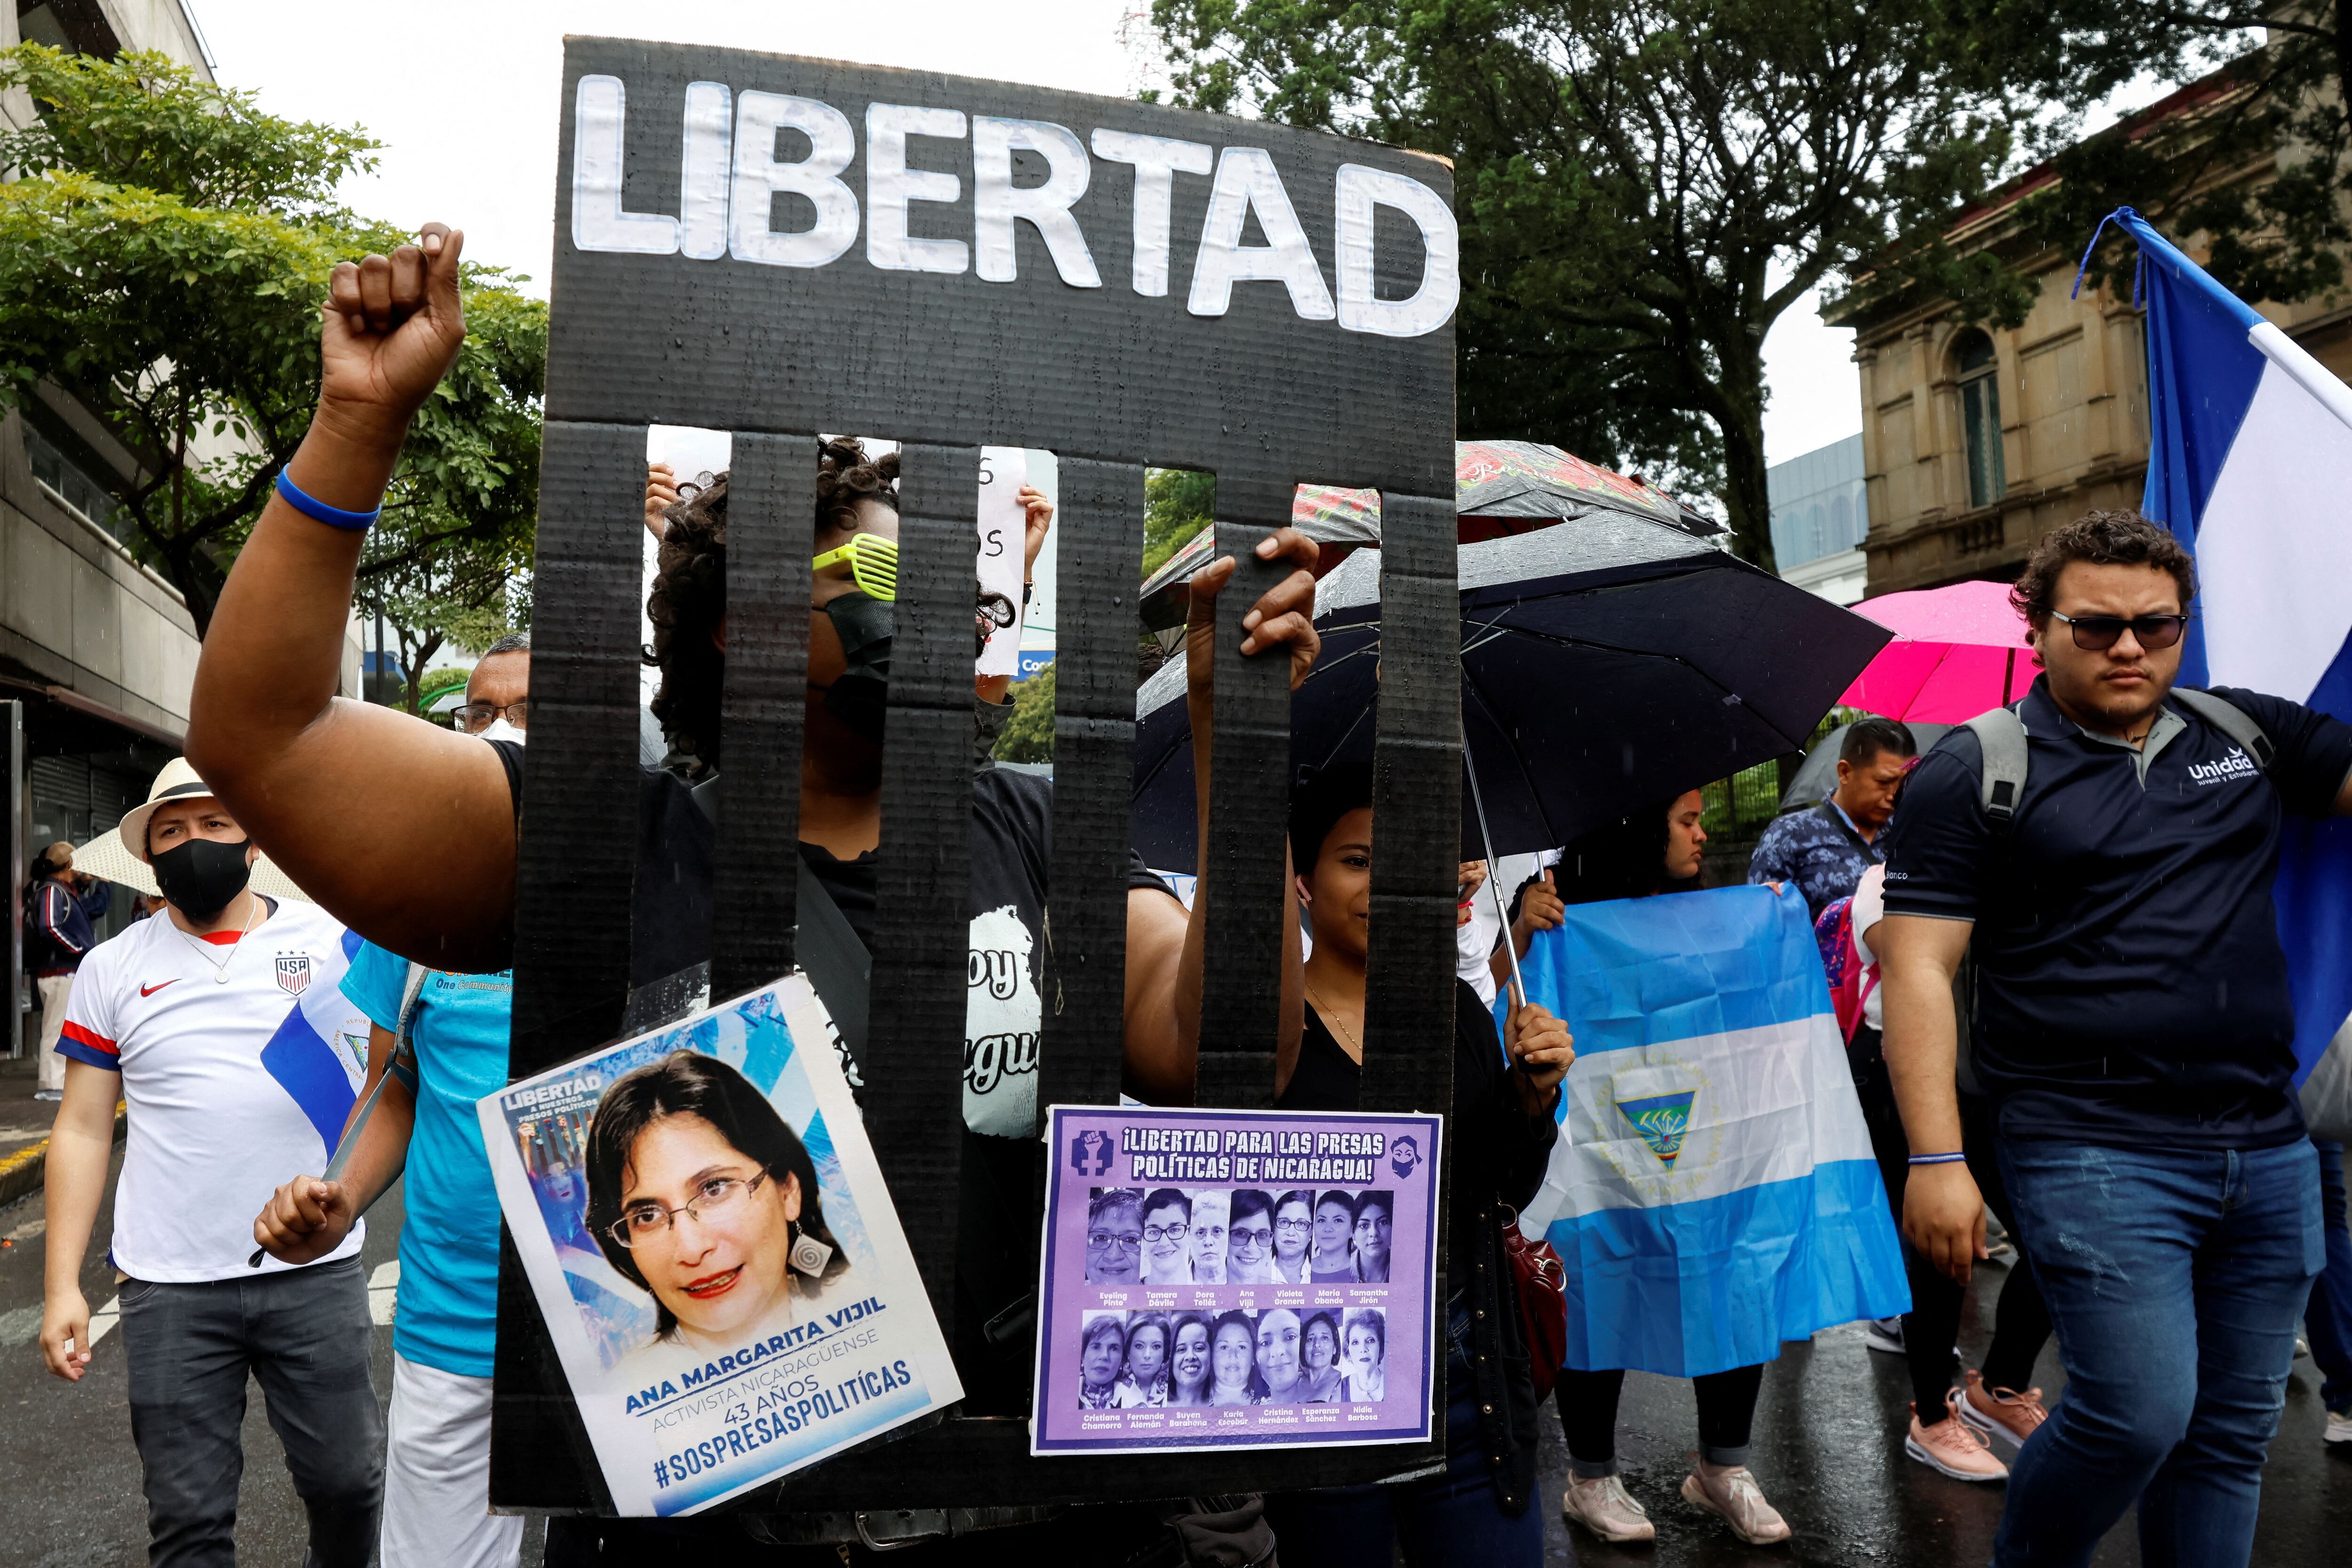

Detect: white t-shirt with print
1848,863,1888,1032
58,899,371,1282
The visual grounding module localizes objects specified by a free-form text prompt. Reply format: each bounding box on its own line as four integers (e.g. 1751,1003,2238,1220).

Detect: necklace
178,896,262,984
1305,986,1366,1059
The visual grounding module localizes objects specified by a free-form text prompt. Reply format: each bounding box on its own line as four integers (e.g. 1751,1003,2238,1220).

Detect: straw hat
117,758,224,862
98,758,313,901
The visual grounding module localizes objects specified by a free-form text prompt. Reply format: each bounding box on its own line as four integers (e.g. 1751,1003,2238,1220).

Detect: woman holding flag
1262,764,1574,1567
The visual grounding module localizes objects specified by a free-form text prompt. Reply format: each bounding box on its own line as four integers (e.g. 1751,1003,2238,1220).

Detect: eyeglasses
2047,610,2189,652
1143,1223,1189,1242
605,1168,769,1249
1230,1225,1272,1247
1087,1229,1142,1252
812,534,899,601
457,698,530,734
1274,1217,1312,1233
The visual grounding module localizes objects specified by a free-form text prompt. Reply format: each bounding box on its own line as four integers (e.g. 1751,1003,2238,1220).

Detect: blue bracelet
275,467,381,531
1907,1151,1967,1166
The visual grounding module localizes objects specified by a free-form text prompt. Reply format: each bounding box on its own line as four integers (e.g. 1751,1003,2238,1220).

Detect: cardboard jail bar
495,37,1462,1513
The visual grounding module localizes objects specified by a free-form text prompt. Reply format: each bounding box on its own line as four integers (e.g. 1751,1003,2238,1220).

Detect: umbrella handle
1461,736,1528,1011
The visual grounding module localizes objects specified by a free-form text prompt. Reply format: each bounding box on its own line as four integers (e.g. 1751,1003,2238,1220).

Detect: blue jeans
1262,1301,1544,1568
2305,1140,2352,1414
1994,1137,2322,1568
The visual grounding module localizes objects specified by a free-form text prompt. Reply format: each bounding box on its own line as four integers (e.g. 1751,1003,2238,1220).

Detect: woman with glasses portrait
1270,1190,1315,1283
583,1053,848,1376
1223,1190,1281,1283
1138,1189,1195,1285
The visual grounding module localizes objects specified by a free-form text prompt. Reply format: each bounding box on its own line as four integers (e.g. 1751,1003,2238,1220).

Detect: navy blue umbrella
1129,516,1891,870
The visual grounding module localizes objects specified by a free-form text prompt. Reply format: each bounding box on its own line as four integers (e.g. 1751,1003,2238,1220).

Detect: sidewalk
0,1049,121,1209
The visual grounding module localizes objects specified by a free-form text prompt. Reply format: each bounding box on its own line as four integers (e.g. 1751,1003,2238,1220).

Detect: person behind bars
184,222,1319,1563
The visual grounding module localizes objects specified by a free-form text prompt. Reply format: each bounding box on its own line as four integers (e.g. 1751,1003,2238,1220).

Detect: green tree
1149,0,2021,567
0,44,544,633
1142,467,1215,578
993,660,1057,763
1921,5,2350,317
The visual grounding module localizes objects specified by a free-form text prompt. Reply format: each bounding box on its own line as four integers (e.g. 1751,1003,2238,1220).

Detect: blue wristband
275,467,381,531
1907,1151,1967,1166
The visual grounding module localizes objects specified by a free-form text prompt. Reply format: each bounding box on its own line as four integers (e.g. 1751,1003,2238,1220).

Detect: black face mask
151,837,254,922
821,591,893,745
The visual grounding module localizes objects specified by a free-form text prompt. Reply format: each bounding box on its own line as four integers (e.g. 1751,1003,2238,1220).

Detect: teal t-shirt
342,941,511,1378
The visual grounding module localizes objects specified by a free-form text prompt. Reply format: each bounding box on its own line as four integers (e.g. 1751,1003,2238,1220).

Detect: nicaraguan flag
1499,887,1908,1378
258,927,371,1154
2101,207,2352,1098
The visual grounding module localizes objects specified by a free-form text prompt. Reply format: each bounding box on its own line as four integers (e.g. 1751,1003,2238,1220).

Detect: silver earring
789,1222,833,1278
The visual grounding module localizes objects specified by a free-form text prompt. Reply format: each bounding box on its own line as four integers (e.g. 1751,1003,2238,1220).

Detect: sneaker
1906,1395,2008,1481
32,1089,62,1102
1956,1369,2049,1459
1681,1461,1792,1546
1863,1315,1907,1355
1560,1473,1655,1543
2325,1408,2352,1446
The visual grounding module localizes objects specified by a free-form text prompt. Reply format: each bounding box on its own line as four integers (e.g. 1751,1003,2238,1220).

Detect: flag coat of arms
1499,886,1909,1378
2106,206,2352,1114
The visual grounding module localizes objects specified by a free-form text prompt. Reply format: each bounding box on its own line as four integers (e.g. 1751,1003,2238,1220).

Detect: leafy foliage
1149,0,2025,568
1920,5,2352,318
1142,467,1215,578
0,45,544,636
993,660,1058,763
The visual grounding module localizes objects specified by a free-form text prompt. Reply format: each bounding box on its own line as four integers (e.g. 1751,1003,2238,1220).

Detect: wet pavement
0,1152,2343,1564
1538,1254,2352,1565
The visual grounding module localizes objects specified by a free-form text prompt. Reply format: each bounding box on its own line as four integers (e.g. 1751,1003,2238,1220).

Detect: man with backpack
1877,510,2352,1567
25,840,110,1101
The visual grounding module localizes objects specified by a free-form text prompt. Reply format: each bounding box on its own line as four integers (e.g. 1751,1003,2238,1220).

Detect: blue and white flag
259,927,370,1153
2104,207,2352,1097
1498,886,1907,1378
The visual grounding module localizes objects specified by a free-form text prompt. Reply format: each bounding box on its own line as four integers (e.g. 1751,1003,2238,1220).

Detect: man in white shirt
39,760,382,1568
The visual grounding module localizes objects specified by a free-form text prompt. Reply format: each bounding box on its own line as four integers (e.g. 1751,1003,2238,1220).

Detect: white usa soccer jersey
58,900,373,1281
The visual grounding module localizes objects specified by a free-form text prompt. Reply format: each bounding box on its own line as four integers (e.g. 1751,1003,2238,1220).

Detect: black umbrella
1129,515,1891,870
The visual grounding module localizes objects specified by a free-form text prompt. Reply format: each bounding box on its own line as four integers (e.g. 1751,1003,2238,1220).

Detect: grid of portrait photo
1075,1186,1399,1413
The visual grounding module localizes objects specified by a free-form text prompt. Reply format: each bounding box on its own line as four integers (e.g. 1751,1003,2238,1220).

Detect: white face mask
478,718,526,746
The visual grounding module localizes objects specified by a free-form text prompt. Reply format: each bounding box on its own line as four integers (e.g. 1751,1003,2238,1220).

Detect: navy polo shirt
1881,677,2352,1149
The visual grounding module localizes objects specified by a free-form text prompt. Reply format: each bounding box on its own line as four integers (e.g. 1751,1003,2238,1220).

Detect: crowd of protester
24,224,2352,1568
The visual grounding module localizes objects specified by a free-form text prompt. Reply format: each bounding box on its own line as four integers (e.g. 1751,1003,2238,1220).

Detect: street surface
0,1043,2341,1564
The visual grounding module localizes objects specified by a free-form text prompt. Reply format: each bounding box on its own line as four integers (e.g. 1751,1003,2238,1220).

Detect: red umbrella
1841,579,2036,721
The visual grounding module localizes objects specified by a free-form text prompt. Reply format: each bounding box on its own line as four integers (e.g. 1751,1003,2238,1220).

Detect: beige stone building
1827,72,2352,597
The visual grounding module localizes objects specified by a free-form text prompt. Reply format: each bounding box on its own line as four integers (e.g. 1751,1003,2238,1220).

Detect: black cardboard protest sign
501,35,1460,1514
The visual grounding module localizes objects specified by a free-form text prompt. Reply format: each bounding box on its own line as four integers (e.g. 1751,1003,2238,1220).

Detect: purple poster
1031,1104,1442,1457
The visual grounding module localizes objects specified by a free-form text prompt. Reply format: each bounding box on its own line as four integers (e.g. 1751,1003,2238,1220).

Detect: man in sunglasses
1876,509,2352,1568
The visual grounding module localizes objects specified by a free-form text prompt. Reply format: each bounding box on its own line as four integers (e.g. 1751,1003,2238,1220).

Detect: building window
1955,329,2005,508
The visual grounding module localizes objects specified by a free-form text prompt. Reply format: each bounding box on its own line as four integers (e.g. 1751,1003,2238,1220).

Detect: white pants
36,974,73,1092
381,1353,524,1568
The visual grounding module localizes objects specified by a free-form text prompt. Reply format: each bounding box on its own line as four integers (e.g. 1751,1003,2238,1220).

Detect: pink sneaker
1957,1369,2048,1459
1906,1395,2007,1481
1680,1460,1792,1545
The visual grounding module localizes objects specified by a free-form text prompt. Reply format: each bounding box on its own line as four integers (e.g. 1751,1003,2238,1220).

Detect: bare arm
186,225,516,971
254,1023,415,1266
40,1061,121,1381
1877,911,1985,1285
1125,532,1320,1104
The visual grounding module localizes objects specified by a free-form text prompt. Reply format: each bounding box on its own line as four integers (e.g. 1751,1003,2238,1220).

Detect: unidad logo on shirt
2188,747,2260,787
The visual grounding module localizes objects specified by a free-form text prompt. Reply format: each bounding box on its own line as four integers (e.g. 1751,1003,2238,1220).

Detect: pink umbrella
1840,578,2037,721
